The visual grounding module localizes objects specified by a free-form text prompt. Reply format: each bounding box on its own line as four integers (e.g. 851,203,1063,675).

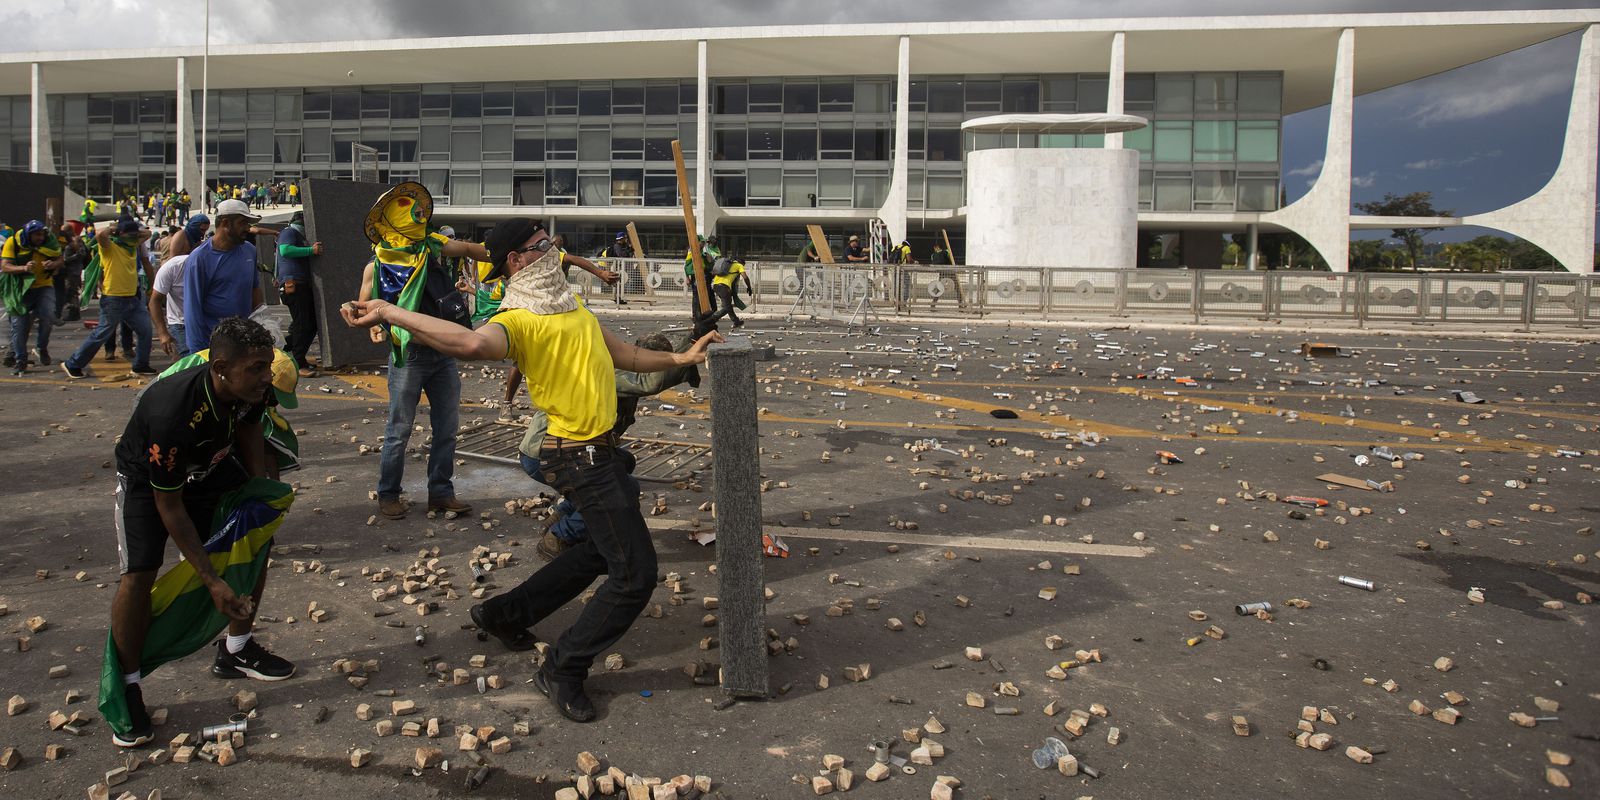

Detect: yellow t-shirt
488,301,617,440
99,239,141,297
2,234,57,288
711,260,744,288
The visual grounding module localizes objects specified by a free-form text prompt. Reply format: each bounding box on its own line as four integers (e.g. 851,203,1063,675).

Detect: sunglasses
509,237,554,257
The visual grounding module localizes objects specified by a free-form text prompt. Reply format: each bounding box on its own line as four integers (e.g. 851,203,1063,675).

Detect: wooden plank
649,519,1152,558
940,229,956,265
1316,473,1377,491
625,221,651,297
806,224,836,265
671,140,713,316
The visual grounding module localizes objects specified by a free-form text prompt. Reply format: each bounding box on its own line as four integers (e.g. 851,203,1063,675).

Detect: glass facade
2,71,1280,216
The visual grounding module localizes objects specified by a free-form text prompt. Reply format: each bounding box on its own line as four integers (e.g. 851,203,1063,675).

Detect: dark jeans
705,283,741,326
519,448,640,544
282,285,317,368
486,442,657,682
66,295,152,371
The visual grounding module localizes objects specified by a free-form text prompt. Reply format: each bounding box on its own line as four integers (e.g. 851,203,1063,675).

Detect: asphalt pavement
1,310,1597,799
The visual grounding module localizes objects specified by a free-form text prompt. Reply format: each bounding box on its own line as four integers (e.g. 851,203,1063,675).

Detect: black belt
539,430,620,453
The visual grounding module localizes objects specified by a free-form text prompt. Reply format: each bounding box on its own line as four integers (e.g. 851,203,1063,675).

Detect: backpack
711,256,733,277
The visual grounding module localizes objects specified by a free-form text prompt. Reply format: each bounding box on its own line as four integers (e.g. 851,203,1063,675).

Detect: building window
1002,80,1040,113
513,133,545,161
925,129,960,162
1155,75,1193,114
452,89,482,119
715,83,748,115
1194,74,1237,113
748,168,781,205
1193,170,1236,210
578,87,611,116
1238,75,1281,114
611,125,643,160
1237,120,1278,162
390,91,419,119
578,128,609,161
927,81,962,113
713,172,746,207
783,127,817,161
856,80,889,113
1238,176,1278,211
714,128,747,161
451,129,482,162
784,82,818,114
819,82,853,113
748,82,782,113
546,167,576,204
332,90,359,121
514,88,545,117
819,127,853,160
646,84,678,115
645,173,677,206
612,85,644,115
548,86,578,115
579,171,609,205
748,127,780,160
612,168,643,204
1193,120,1235,162
965,80,1000,112
483,89,514,117
855,127,890,161
1153,121,1192,162
1154,175,1191,211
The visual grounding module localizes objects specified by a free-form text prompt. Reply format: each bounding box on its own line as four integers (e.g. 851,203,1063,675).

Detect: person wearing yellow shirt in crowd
2,220,65,374
340,217,720,723
703,248,751,329
62,219,156,378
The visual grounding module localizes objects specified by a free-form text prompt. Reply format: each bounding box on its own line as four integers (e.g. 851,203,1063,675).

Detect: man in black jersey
109,316,294,747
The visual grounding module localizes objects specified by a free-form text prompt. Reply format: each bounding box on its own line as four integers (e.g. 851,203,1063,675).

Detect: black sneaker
61,363,87,380
534,667,596,723
36,349,50,366
470,603,539,652
111,683,154,747
212,638,296,681
131,364,158,375
2,352,13,367
10,362,25,376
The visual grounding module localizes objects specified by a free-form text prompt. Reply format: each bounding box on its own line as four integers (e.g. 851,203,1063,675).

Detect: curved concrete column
1105,32,1126,150
30,63,54,174
966,147,1139,268
1262,28,1354,272
1463,24,1597,274
176,58,202,198
875,35,912,243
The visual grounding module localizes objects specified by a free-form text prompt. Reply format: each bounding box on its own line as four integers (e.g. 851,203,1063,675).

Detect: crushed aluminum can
470,562,487,583
414,626,427,646
1235,601,1274,616
1338,575,1376,591
871,740,891,764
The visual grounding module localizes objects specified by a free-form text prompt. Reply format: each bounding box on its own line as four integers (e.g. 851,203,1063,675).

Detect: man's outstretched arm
342,298,508,361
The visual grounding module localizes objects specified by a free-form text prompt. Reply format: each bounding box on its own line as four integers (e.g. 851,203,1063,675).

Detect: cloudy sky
1,0,1596,243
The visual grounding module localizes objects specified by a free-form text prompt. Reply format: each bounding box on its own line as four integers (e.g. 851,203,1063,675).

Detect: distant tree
1348,239,1384,271
1353,192,1454,271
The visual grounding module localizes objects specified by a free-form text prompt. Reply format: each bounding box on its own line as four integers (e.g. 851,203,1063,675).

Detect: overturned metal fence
559,258,1598,329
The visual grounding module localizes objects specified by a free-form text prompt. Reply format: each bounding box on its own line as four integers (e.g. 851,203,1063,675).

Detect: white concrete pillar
1262,28,1354,272
694,40,717,237
1246,223,1259,271
175,58,202,197
1464,24,1598,273
30,63,55,174
875,35,912,244
1105,32,1126,150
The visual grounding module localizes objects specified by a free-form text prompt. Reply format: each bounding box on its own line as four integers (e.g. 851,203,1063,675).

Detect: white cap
215,198,261,222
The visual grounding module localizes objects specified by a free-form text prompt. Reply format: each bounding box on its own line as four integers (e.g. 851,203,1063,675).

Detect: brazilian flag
0,271,34,317
98,478,295,738
371,231,446,362
78,238,102,308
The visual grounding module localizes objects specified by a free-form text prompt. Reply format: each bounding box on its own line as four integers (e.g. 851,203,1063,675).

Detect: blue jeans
522,454,581,542
168,322,192,358
8,286,55,361
377,344,460,501
66,295,152,371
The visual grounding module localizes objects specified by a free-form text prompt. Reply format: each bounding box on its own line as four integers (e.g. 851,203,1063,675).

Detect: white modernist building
0,9,1595,271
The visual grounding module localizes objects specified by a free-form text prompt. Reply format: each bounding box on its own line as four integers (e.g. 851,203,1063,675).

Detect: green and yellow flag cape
370,230,447,362
97,477,295,737
1,232,62,316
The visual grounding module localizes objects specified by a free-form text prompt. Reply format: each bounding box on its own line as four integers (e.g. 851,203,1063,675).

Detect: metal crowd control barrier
742,263,1596,329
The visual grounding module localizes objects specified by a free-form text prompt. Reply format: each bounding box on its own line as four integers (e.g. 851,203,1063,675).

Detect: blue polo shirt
182,237,258,353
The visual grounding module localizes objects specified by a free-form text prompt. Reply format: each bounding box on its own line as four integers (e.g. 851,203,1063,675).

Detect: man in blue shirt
274,211,323,376
182,199,262,354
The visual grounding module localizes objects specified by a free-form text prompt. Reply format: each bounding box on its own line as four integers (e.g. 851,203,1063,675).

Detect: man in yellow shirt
63,219,156,378
341,217,720,723
704,250,751,329
2,220,65,374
